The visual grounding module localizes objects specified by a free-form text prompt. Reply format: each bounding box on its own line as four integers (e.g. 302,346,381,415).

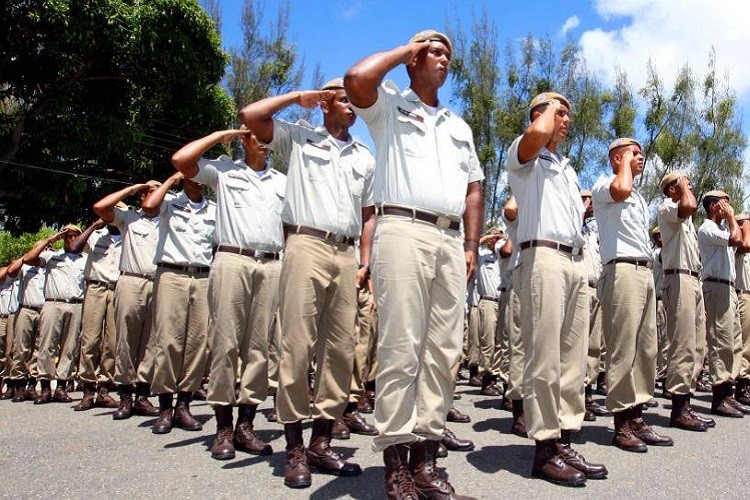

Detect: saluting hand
298,90,335,108
219,129,251,144
405,40,430,65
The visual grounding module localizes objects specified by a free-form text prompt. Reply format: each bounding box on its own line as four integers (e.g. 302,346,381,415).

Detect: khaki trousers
703,281,737,385
371,217,465,451
37,301,82,380
655,298,669,381
601,262,657,412
277,234,357,422
267,310,281,392
466,306,480,366
585,283,603,384
77,282,116,384
493,292,510,384
477,298,499,378
738,291,750,380
114,274,155,386
0,315,10,376
662,274,705,394
10,308,41,379
505,268,524,400
150,268,209,394
732,298,743,380
519,247,587,441
206,251,280,406
350,287,378,403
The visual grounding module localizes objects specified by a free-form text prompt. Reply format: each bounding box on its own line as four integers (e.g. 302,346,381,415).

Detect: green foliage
0,0,234,234
0,227,59,266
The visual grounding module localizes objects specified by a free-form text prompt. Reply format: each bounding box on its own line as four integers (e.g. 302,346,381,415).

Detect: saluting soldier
239,77,376,489
0,263,18,397
94,181,163,420
734,213,750,406
346,29,483,499
172,126,285,461
144,172,216,434
476,227,504,397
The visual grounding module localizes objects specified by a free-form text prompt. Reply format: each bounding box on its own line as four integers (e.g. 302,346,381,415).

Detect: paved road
1,381,748,499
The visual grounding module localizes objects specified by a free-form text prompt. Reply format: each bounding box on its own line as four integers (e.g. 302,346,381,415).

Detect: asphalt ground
1,380,749,499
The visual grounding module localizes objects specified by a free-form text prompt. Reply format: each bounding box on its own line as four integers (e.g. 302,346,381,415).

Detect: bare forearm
142,174,180,212
94,184,143,222
345,44,413,108
171,131,230,179
238,92,301,144
68,223,99,254
359,206,376,266
463,182,484,250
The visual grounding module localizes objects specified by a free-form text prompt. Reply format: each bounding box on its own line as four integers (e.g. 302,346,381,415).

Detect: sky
214,0,750,186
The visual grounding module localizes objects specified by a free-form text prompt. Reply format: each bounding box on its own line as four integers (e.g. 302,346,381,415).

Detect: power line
0,159,132,185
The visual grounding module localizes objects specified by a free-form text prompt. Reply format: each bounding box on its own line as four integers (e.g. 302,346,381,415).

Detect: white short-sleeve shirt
0,277,15,315
84,229,122,283
476,246,501,299
40,249,87,301
270,119,375,238
112,206,160,276
154,191,216,267
591,173,651,264
507,137,585,248
657,198,701,272
350,81,484,218
194,158,286,252
698,219,735,281
18,263,46,308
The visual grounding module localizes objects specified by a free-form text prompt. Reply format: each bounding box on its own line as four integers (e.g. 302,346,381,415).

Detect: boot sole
284,479,312,488
531,469,587,487
308,465,362,477
152,427,173,434
211,452,236,460
234,444,272,456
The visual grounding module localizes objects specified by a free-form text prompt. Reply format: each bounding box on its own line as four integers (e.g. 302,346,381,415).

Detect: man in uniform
476,227,504,397
507,91,606,486
697,190,750,417
73,219,122,410
239,77,376,489
21,224,92,404
346,30,483,499
1,257,22,400
593,138,673,453
734,213,750,406
657,171,715,430
8,246,48,402
580,190,610,421
651,227,669,395
0,263,18,397
499,195,527,436
94,181,162,420
171,126,285,461
142,172,215,434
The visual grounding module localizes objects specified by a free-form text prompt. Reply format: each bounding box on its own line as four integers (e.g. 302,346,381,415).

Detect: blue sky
213,0,750,192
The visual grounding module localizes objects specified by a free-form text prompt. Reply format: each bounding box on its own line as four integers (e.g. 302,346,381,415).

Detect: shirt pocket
395,113,426,158
348,160,368,199
301,142,331,182
274,181,286,214
170,210,190,233
448,129,472,170
224,176,251,208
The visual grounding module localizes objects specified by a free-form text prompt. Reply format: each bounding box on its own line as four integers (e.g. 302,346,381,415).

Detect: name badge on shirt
305,138,331,151
397,106,424,123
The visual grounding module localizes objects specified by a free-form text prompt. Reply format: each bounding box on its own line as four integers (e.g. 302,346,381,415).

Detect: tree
0,0,233,233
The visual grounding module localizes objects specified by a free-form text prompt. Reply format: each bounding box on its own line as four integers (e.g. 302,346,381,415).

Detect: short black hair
703,196,721,214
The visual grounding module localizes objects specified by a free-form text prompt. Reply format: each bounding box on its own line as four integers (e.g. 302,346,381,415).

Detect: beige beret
736,213,749,222
704,190,729,200
608,137,641,153
320,77,344,90
580,189,592,197
409,30,453,56
529,92,571,114
651,226,661,235
62,224,82,234
659,170,685,193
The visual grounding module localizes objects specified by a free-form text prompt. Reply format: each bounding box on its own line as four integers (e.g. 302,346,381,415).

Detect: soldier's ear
320,100,330,115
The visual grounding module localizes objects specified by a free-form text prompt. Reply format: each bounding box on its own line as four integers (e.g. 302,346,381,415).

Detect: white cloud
579,1,750,100
560,16,580,35
337,1,362,22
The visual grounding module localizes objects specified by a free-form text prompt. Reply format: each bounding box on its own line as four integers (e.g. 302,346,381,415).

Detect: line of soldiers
2,29,750,499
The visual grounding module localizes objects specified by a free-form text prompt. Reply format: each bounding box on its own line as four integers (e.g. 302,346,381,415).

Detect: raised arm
517,99,562,164
171,129,250,179
344,41,428,109
93,183,149,223
22,230,66,266
237,91,333,145
722,200,742,247
142,172,183,213
6,256,24,277
67,219,106,254
675,175,698,219
609,149,635,202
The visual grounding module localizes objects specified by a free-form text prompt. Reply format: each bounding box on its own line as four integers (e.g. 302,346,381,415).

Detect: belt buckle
436,216,452,229
333,234,346,244
253,249,264,259
187,265,198,273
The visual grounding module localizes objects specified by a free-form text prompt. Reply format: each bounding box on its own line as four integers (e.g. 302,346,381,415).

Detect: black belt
21,304,42,312
607,258,653,269
286,225,356,246
86,279,117,291
121,271,154,281
0,314,8,319
520,239,580,256
46,298,83,304
215,244,281,260
480,295,499,302
664,268,700,279
157,262,211,274
705,277,734,287
380,205,461,231
737,289,750,296
499,287,508,293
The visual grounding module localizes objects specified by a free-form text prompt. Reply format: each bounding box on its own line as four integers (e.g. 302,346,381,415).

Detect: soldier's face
411,41,451,88
323,89,356,128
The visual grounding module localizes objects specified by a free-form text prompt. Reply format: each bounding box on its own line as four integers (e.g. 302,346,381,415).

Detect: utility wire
0,159,133,185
